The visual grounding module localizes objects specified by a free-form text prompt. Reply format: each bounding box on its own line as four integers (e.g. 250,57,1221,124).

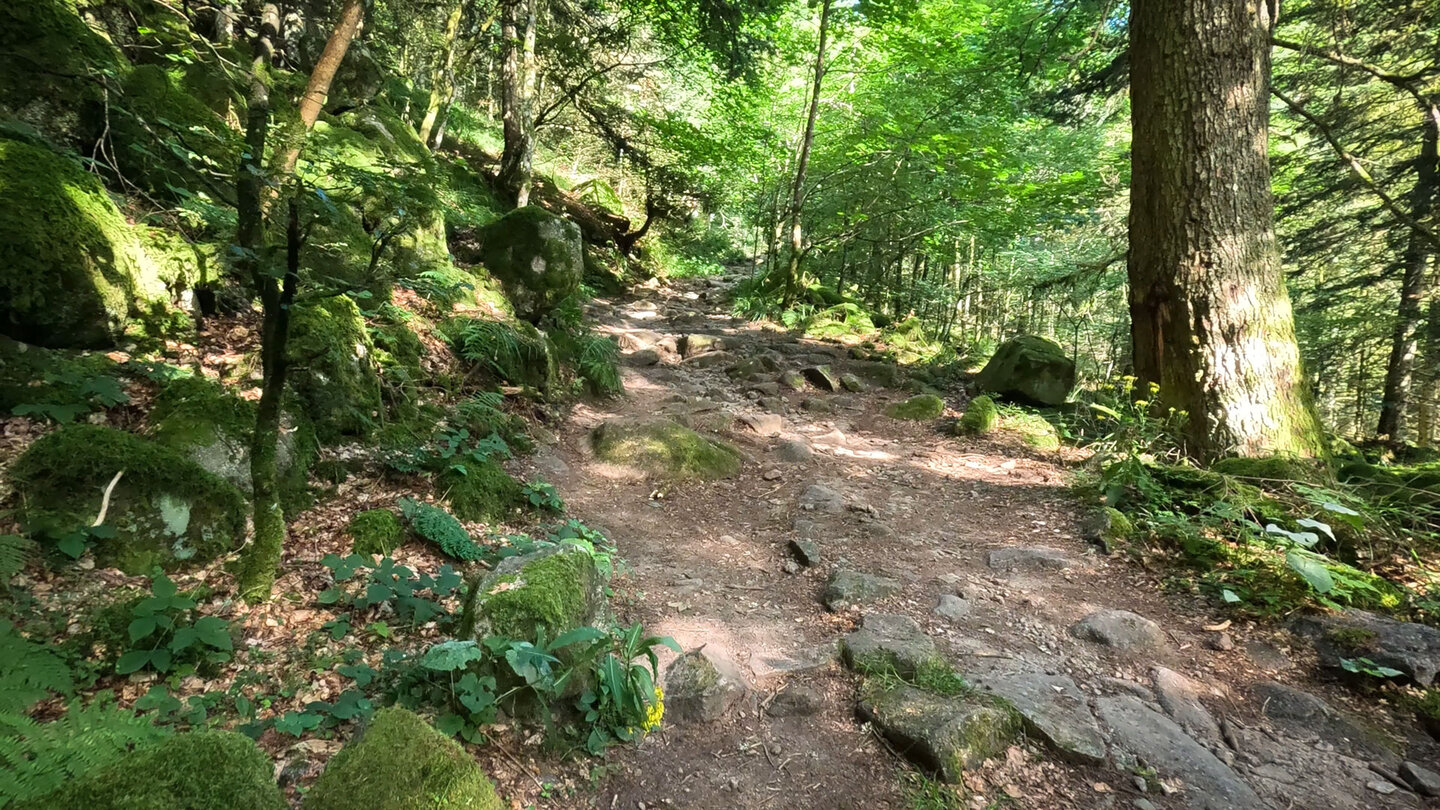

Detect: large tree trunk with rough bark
497,0,537,207
1377,101,1440,440
1128,0,1324,460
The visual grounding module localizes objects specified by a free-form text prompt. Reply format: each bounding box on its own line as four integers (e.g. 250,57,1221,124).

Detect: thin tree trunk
779,0,833,306
1376,101,1440,440
272,0,364,181
1128,0,1323,459
497,0,537,206
419,0,465,149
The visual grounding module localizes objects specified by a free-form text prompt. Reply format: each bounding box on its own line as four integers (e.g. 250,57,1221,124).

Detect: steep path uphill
521,272,1439,810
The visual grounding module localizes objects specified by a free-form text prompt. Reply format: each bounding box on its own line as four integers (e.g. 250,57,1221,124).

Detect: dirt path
521,273,1438,810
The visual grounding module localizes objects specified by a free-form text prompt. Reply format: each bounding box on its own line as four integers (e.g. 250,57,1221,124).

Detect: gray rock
758,396,786,413
1072,609,1169,653
1151,667,1220,743
935,594,971,621
841,613,940,676
480,206,583,322
679,333,723,358
1399,761,1440,796
738,412,784,437
766,683,825,717
799,483,845,514
624,348,661,367
778,370,807,390
839,373,867,392
800,397,833,414
986,546,1078,572
848,360,904,388
971,671,1106,765
665,648,746,724
973,334,1076,407
1253,681,1400,769
682,350,735,369
802,365,842,392
789,539,821,567
1292,609,1440,686
749,381,782,396
1096,695,1269,810
1367,780,1398,795
1242,640,1291,672
858,685,1018,782
823,570,901,612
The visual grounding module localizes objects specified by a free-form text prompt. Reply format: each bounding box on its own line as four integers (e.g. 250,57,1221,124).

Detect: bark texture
272,0,364,179
1128,0,1324,459
497,0,537,207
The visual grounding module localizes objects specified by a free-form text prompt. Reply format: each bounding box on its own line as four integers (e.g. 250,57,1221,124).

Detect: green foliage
286,295,382,442
568,332,623,397
399,499,485,561
115,574,233,676
18,727,285,810
301,707,504,810
578,624,680,753
0,623,72,715
0,698,170,809
317,554,464,639
0,535,36,581
348,509,405,556
447,317,555,391
524,481,565,512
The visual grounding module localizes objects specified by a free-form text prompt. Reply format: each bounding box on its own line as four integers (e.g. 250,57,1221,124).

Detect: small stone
801,365,841,392
858,685,1018,783
801,398,833,414
782,559,801,575
1071,609,1168,653
1209,632,1235,651
1132,800,1158,810
738,412,784,437
987,546,1078,572
625,348,661,367
839,373,867,392
766,684,825,717
823,570,900,611
788,539,821,567
665,648,746,724
1366,780,1397,795
679,334,722,358
778,370,807,390
841,613,940,676
935,594,970,620
1399,761,1440,796
799,483,844,514
762,468,783,481
775,440,814,463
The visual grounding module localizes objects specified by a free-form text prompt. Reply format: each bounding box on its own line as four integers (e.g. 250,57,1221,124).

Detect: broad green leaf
1286,550,1335,594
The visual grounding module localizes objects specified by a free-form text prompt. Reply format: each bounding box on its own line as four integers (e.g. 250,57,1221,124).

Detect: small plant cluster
116,574,233,676
11,368,129,424
383,391,530,476
399,498,486,561
317,553,465,639
387,623,676,753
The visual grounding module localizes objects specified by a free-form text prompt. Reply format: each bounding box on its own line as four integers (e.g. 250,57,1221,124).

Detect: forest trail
518,271,1434,810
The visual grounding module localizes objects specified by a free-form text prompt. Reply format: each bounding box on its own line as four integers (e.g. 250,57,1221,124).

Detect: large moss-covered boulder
303,708,504,810
591,418,742,480
22,730,285,810
461,544,609,642
11,424,248,574
481,206,583,323
0,139,190,347
974,335,1075,407
150,375,316,506
285,295,382,442
112,64,239,201
0,0,123,148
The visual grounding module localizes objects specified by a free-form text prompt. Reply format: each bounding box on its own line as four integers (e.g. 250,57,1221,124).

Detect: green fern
0,535,35,580
0,623,72,715
0,698,168,807
451,319,549,385
399,499,484,561
574,333,622,397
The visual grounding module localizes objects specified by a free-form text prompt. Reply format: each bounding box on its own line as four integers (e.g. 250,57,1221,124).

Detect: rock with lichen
857,684,1018,782
591,418,742,480
285,295,382,443
974,335,1075,406
886,394,945,420
664,648,747,724
481,206,583,323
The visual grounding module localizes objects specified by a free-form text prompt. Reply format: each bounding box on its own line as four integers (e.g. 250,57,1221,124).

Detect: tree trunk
419,0,466,149
272,0,364,181
779,0,833,306
497,0,537,206
1127,0,1324,460
1376,101,1439,440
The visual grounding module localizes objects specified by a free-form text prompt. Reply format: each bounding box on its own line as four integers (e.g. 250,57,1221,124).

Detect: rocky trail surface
519,272,1440,809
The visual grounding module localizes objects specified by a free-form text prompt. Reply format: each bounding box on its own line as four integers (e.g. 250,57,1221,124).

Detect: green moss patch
303,708,504,810
591,418,742,480
25,729,285,810
467,545,600,640
112,64,238,201
956,395,998,435
12,424,247,574
887,394,945,421
286,295,382,442
996,407,1061,451
348,509,404,556
439,461,524,523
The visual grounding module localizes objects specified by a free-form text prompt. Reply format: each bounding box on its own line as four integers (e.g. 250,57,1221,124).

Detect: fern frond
0,698,168,807
576,334,623,397
0,623,73,715
0,535,35,580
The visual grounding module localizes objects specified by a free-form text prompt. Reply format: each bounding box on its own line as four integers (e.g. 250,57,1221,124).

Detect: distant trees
1127,0,1324,458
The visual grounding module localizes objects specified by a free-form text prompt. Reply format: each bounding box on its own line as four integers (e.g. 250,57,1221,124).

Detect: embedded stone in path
737,412,784,437
969,671,1106,765
841,613,940,677
987,546,1078,572
1151,666,1221,744
679,333,723,358
1292,609,1440,686
665,648,746,724
775,439,814,463
799,482,844,514
766,683,825,718
802,365,841,392
1072,609,1169,653
1096,695,1269,810
857,685,1018,783
935,594,970,621
823,570,900,612
1253,681,1401,769
1399,761,1440,797
788,538,821,567
623,348,661,367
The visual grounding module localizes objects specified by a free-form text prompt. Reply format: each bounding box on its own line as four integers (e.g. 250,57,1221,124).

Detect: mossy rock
591,418,742,480
20,729,285,810
285,295,382,442
974,335,1075,407
112,64,239,201
0,0,125,148
998,408,1062,451
887,394,945,421
150,375,316,509
12,424,248,574
461,544,608,642
303,708,504,810
0,337,121,416
348,509,404,556
857,684,1018,783
0,138,189,347
1211,455,1328,485
956,395,998,435
438,460,524,523
481,206,584,323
